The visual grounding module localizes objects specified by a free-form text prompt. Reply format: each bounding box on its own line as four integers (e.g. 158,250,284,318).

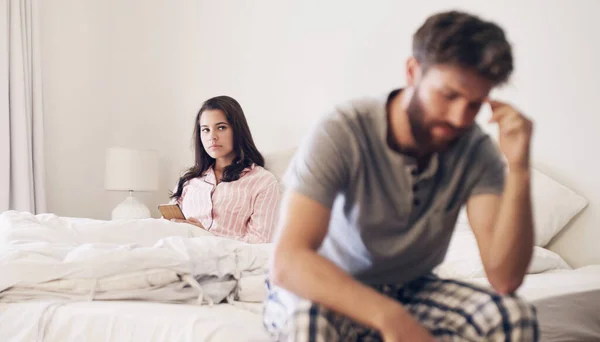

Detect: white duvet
0,211,271,305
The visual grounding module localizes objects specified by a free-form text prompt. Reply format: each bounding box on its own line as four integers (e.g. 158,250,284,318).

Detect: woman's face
199,109,235,162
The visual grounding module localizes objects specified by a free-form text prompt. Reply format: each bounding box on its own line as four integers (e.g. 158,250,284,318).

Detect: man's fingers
487,99,507,110
487,99,511,123
497,115,533,137
499,118,523,136
488,107,511,123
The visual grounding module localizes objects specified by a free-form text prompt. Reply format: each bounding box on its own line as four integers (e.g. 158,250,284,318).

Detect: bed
0,211,274,342
1,266,599,342
1,151,598,341
1,212,599,342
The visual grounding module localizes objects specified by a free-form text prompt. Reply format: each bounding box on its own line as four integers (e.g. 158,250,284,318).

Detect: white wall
40,0,600,267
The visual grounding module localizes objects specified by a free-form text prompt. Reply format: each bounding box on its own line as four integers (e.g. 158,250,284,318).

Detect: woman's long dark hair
170,96,265,201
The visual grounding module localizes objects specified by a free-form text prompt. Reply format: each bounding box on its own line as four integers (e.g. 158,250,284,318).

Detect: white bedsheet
0,301,269,342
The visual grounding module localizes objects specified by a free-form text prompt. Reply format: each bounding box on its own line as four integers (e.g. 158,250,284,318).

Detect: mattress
0,301,269,342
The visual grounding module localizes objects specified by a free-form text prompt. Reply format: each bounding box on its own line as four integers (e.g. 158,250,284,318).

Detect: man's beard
406,90,432,149
406,88,462,153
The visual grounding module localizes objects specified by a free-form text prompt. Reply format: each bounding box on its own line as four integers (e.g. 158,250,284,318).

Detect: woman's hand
171,217,205,230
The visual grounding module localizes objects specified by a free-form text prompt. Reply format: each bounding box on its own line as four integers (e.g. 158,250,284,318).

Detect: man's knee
265,298,342,342
266,298,378,342
291,302,335,340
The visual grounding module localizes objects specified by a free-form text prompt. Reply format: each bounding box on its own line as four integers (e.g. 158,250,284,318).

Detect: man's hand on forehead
487,99,533,170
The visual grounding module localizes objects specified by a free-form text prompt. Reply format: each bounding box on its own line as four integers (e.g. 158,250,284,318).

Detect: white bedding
1,211,598,341
0,301,269,342
2,266,599,342
0,211,272,305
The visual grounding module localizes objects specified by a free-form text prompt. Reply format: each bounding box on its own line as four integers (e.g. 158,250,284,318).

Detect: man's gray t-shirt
284,90,505,285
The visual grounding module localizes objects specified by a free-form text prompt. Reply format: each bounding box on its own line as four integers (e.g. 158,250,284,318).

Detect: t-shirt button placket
412,181,420,206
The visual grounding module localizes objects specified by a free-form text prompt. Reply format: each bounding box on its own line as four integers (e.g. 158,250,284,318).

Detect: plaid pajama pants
263,274,538,342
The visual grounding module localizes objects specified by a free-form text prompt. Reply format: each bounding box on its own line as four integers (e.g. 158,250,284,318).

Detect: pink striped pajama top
173,164,280,243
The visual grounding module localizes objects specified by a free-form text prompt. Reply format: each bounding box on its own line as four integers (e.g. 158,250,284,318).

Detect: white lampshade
105,147,159,220
104,147,159,192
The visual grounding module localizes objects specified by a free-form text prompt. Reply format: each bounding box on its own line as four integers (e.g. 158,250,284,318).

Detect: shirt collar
202,163,255,185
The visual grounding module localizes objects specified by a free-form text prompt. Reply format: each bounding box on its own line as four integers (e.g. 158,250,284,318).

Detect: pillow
435,228,572,280
455,168,588,247
530,168,588,246
264,147,297,194
264,147,297,181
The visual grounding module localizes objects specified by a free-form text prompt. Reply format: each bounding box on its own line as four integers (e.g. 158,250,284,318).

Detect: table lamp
104,147,159,220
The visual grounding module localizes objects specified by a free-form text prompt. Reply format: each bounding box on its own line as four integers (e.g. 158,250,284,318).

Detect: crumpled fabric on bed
0,211,273,305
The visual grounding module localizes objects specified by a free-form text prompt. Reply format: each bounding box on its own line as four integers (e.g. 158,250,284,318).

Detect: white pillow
435,228,571,280
264,147,297,182
531,168,588,246
264,147,297,194
455,168,587,247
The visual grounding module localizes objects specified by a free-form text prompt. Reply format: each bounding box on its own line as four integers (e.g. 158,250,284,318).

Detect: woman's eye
201,128,209,133
218,126,226,130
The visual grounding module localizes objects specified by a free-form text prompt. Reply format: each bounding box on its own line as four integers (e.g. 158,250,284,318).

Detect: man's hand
171,217,205,229
488,100,533,170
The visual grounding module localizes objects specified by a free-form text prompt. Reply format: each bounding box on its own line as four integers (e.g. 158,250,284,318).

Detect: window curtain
0,0,46,213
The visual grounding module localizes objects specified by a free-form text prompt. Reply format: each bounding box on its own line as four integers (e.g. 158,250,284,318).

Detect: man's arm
466,169,533,294
271,191,434,341
468,100,534,295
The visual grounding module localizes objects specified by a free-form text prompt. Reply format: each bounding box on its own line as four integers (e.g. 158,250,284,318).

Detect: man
266,10,537,342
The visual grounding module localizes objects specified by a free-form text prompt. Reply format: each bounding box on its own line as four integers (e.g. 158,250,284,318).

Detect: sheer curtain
0,0,46,213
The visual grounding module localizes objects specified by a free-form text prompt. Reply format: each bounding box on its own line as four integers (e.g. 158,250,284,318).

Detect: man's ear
406,57,423,87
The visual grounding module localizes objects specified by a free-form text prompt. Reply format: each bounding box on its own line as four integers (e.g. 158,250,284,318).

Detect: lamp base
111,193,151,220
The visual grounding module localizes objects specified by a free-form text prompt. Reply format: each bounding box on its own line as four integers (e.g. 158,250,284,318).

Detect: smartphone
158,203,186,220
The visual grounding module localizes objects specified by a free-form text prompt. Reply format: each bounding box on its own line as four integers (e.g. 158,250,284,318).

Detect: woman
170,96,280,243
